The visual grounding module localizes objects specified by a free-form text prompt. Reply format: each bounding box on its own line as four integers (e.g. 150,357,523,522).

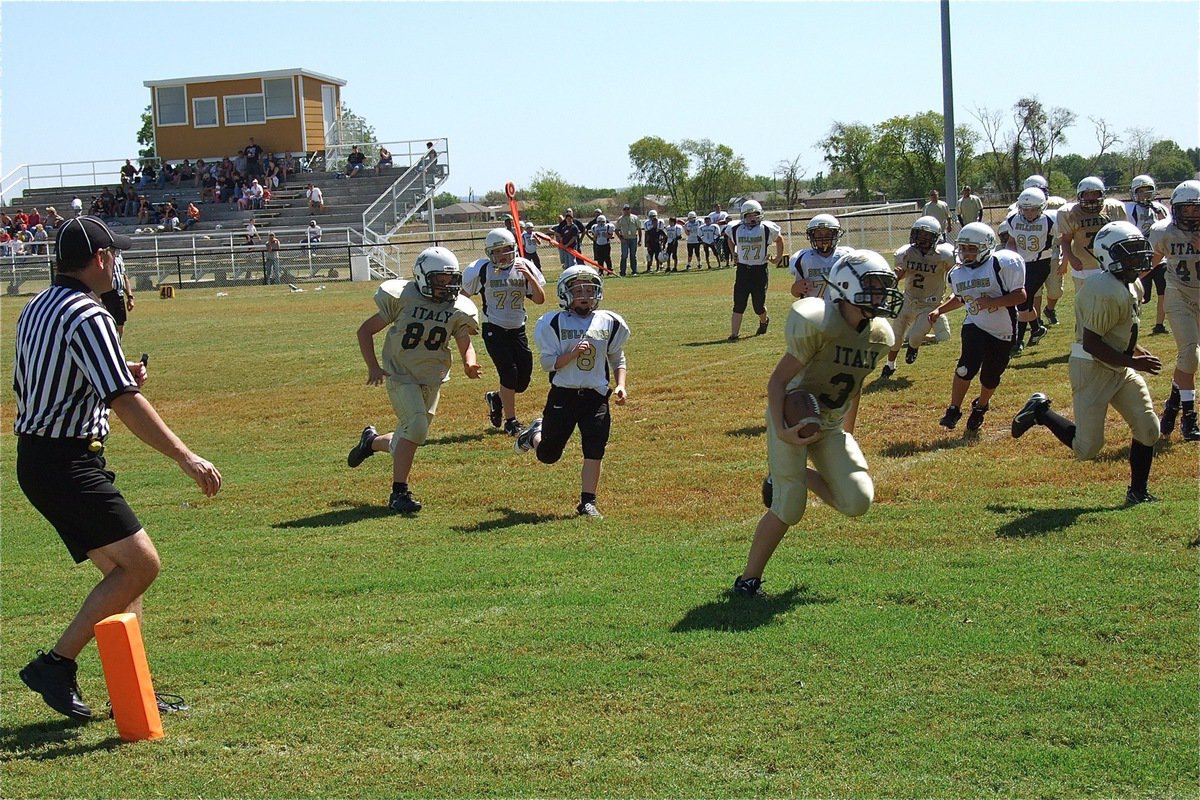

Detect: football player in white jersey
879,216,955,379
726,201,785,341
461,228,547,437
516,266,630,519
733,250,901,597
1126,175,1172,335
663,216,684,272
348,247,482,514
1149,180,1200,441
698,217,723,269
1013,222,1164,504
928,223,1027,433
999,189,1056,354
789,214,852,299
586,214,616,275
520,221,542,272
683,211,703,270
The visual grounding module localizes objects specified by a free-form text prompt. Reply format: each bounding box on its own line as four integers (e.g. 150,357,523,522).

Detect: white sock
886,359,897,369
1182,390,1196,403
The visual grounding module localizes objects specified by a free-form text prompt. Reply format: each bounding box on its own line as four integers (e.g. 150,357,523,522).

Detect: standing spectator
725,200,785,341
244,137,263,177
1150,180,1200,441
345,145,366,178
928,223,1026,433
923,190,953,239
70,196,83,217
684,211,703,270
119,160,137,187
515,265,630,519
587,214,616,275
1012,221,1164,504
462,228,547,436
99,251,135,339
957,186,984,228
13,216,221,722
244,218,260,246
615,203,641,276
644,210,665,272
421,141,439,176
375,146,393,175
346,247,481,514
183,202,201,230
521,221,542,271
265,232,282,285
554,209,581,269
306,184,325,213
733,250,900,597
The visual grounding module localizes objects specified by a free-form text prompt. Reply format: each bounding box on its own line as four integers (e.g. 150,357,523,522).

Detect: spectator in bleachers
200,172,218,204
183,202,201,230
157,163,172,189
123,187,140,217
193,159,207,188
282,154,296,185
248,178,265,210
375,146,393,176
165,208,181,232
45,207,65,229
120,159,137,187
265,159,282,189
244,138,264,177
265,232,282,284
99,188,116,219
234,150,247,175
70,196,83,216
221,173,238,206
32,224,49,255
303,219,322,248
138,162,156,189
1,211,12,230
306,184,325,213
13,209,29,229
28,208,42,229
244,218,260,246
178,160,194,185
0,229,13,256
346,145,366,178
218,156,234,181
137,196,154,225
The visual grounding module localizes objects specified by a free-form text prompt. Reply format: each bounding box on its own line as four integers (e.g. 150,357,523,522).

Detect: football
783,389,822,438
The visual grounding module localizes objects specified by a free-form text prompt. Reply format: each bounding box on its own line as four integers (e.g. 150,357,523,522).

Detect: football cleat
904,346,919,365
1182,411,1200,441
879,364,896,381
755,317,770,336
485,391,503,428
515,417,542,453
1125,487,1161,506
966,399,989,433
503,418,524,437
1160,385,1180,435
20,651,93,722
1044,308,1059,326
1010,339,1025,356
388,491,422,515
1151,323,1169,335
1027,325,1047,347
939,405,962,429
761,475,773,509
732,576,766,598
347,426,378,468
1012,393,1050,438
576,500,603,519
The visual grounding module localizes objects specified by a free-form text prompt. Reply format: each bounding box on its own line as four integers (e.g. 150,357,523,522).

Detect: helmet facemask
1174,202,1200,233
566,279,600,315
426,272,462,303
1078,190,1103,214
488,244,516,268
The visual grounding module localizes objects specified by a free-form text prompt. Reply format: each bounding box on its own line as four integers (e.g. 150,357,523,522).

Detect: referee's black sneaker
388,490,422,515
732,576,767,598
347,425,378,468
20,651,93,722
1125,487,1161,506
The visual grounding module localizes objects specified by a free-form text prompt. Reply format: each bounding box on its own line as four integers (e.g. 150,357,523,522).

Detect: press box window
224,95,266,125
193,97,218,128
263,78,295,118
156,86,187,126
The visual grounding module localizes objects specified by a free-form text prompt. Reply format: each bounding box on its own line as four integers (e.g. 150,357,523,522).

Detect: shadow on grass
0,719,122,762
881,436,974,458
682,337,742,348
671,585,836,633
1009,351,1070,370
451,507,572,533
425,432,486,446
863,375,913,394
272,501,395,528
727,424,765,438
987,502,1119,538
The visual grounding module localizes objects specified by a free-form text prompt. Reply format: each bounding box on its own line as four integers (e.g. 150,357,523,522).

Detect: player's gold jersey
894,242,955,304
1059,199,1127,270
1073,271,1142,371
785,297,894,429
1149,220,1200,301
376,279,479,385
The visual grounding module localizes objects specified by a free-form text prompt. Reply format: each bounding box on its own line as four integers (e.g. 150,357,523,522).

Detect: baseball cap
55,216,132,271
622,203,631,209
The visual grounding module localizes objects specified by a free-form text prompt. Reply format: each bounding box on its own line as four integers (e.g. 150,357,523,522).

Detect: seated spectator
261,184,273,203
44,207,65,228
124,187,140,217
375,146,393,175
27,208,42,229
265,159,282,189
1,211,12,230
13,209,29,229
234,149,247,175
138,163,156,189
178,160,195,184
193,159,207,188
120,159,137,186
221,173,238,206
32,224,48,255
183,202,201,229
244,218,260,246
200,172,218,204
302,219,322,247
248,178,265,210
137,196,154,224
282,154,295,184
165,211,181,231
306,183,324,212
345,145,366,178
0,229,14,256
218,156,234,181
70,196,83,216
157,163,172,189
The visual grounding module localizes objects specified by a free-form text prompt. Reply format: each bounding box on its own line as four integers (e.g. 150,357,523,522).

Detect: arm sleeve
534,314,560,372
69,311,138,403
606,313,631,372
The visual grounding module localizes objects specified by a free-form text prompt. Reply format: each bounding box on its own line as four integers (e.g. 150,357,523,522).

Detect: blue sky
1,1,1196,198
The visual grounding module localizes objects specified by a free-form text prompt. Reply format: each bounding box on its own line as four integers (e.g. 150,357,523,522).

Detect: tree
628,136,689,206
1012,96,1075,178
1147,140,1195,183
336,102,377,145
433,192,460,209
820,122,874,201
526,169,574,224
136,105,155,161
775,153,807,208
480,189,510,205
680,139,748,211
1087,117,1120,173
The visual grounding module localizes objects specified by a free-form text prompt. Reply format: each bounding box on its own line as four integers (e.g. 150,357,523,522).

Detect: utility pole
941,0,958,212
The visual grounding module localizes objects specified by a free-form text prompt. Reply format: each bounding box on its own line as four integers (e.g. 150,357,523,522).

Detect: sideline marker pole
95,613,163,741
505,182,525,257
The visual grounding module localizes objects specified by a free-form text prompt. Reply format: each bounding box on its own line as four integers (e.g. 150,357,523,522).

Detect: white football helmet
522,220,533,230
556,265,603,312
1077,176,1106,213
955,222,996,266
806,214,843,255
1131,174,1156,205
1170,180,1200,232
826,249,903,319
740,199,763,228
648,209,658,218
687,210,697,220
1023,174,1049,193
1017,188,1048,219
910,216,942,251
484,228,517,268
413,246,462,303
1092,221,1152,276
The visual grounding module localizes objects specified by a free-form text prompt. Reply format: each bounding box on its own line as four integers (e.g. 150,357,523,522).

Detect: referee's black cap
55,216,133,271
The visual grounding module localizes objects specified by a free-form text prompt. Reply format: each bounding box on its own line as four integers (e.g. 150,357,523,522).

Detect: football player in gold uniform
1149,180,1200,440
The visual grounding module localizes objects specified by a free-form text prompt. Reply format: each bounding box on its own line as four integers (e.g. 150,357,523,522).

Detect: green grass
2,268,1197,798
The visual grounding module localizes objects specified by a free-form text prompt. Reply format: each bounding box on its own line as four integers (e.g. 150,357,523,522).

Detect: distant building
143,69,346,161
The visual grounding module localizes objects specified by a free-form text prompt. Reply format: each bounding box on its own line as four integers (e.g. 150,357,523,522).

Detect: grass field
1,266,1197,798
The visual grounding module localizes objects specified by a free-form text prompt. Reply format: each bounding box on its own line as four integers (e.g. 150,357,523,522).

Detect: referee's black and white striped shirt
13,276,138,439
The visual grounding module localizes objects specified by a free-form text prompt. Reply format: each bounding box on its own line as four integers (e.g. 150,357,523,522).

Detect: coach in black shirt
13,216,222,722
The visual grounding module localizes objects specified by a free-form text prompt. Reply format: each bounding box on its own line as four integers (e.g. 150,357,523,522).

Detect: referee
14,216,222,722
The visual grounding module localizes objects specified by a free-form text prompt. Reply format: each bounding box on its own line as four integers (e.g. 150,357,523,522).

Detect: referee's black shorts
536,385,611,464
99,289,127,326
16,435,142,563
481,322,534,393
